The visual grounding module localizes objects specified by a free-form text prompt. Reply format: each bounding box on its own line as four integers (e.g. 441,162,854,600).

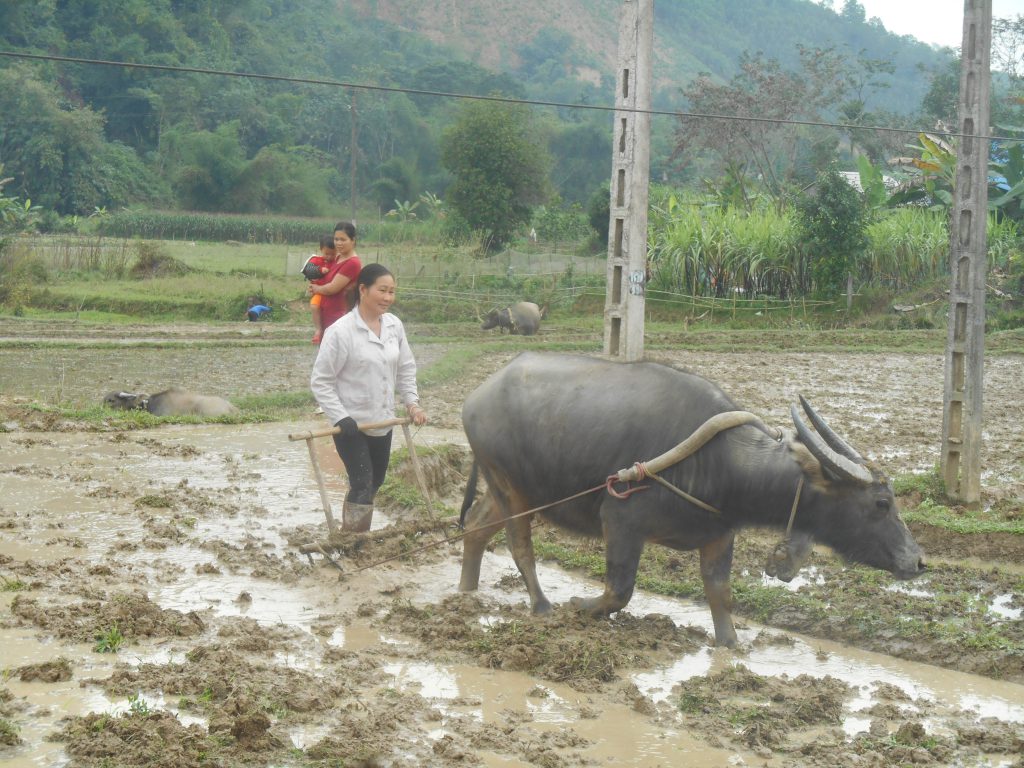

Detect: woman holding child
311,263,427,532
308,221,362,342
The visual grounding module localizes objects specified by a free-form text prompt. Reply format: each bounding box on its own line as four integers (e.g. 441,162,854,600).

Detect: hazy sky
816,0,1024,49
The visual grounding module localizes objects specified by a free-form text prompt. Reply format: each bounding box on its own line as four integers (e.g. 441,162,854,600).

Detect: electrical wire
0,49,1013,143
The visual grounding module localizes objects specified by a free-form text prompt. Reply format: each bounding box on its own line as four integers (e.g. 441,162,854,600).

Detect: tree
677,46,852,210
795,165,868,304
0,66,166,215
440,101,549,251
840,0,866,24
163,123,247,211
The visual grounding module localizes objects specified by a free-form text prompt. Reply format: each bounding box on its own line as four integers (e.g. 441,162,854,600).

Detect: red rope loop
605,469,650,500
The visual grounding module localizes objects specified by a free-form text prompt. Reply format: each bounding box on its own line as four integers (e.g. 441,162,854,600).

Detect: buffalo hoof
531,598,553,615
568,595,615,618
713,633,739,649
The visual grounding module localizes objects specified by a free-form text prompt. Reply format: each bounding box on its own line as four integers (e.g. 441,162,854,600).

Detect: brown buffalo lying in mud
102,387,238,417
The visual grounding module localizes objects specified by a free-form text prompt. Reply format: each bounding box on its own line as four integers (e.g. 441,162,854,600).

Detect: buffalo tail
459,460,479,530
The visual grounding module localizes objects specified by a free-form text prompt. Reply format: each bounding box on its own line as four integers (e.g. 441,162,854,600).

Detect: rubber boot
342,501,373,533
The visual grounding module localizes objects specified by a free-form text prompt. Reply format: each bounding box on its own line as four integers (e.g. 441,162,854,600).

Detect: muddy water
0,341,322,407
4,345,1021,490
2,423,1023,767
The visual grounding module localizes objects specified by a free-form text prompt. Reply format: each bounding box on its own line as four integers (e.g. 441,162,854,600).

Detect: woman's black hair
319,234,335,249
353,263,394,305
333,221,357,240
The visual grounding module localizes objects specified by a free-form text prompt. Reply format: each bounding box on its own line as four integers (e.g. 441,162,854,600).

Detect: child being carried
302,235,335,343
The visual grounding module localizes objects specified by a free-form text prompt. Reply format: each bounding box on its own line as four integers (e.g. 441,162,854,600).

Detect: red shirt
309,255,330,285
320,255,362,330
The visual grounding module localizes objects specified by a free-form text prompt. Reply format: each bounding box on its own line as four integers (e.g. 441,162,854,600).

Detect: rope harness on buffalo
291,409,801,576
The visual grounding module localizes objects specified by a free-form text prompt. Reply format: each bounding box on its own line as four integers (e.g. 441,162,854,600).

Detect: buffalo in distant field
458,352,925,648
102,387,238,417
480,301,543,336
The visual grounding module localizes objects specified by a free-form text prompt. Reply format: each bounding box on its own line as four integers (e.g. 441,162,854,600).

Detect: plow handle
288,417,410,442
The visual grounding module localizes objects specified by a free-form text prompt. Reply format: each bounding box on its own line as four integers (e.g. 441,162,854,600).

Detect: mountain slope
345,0,948,113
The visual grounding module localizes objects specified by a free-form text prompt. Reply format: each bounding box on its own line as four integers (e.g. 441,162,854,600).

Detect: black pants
332,429,392,505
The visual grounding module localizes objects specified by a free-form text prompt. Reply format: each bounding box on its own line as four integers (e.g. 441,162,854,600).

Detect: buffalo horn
798,394,865,463
790,404,873,485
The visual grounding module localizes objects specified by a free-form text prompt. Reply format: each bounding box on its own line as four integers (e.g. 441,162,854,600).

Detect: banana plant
856,154,891,214
986,126,1024,219
417,191,445,219
386,199,420,223
888,130,1024,220
0,167,41,234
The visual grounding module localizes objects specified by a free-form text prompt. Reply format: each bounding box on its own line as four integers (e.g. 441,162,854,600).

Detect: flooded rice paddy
1,320,1022,766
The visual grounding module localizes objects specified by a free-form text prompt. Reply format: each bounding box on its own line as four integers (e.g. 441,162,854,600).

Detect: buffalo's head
791,396,925,580
480,308,505,330
102,391,149,411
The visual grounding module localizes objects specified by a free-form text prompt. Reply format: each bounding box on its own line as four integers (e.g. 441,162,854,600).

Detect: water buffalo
102,387,238,417
458,352,924,647
480,301,542,336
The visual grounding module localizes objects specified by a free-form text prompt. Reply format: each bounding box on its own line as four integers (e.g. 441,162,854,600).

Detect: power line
0,49,1015,143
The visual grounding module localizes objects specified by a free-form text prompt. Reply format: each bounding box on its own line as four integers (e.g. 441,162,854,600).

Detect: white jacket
310,309,419,436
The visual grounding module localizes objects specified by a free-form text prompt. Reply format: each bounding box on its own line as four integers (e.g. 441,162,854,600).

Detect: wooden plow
288,415,437,570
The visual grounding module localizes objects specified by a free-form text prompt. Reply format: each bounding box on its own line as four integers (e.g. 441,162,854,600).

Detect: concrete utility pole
350,88,358,223
603,0,653,360
941,0,991,503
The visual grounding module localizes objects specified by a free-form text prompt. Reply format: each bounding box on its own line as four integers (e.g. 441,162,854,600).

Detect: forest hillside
0,0,954,217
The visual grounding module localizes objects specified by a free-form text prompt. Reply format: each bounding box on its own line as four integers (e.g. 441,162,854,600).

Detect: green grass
2,392,317,430
16,231,1022,333
1,576,29,592
93,623,125,653
0,717,21,746
894,469,1024,535
901,499,1024,535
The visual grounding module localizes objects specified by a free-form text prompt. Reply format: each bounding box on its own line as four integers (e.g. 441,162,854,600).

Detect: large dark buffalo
103,387,238,417
458,352,924,647
480,301,542,336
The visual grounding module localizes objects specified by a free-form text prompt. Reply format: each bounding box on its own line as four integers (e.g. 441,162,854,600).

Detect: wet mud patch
672,664,850,751
538,525,1024,684
92,643,353,720
200,536,311,581
3,341,1024,767
380,593,708,691
0,687,23,746
308,520,455,570
668,665,1023,766
796,716,1024,767
10,591,205,645
303,687,595,768
909,521,1024,563
56,709,285,768
15,656,73,682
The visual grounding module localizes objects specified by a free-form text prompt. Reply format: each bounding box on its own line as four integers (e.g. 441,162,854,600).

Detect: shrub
129,242,191,279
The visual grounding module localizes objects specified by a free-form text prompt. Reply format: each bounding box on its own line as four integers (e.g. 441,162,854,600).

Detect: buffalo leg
459,490,552,615
570,509,645,617
500,491,551,614
700,533,738,647
459,491,503,592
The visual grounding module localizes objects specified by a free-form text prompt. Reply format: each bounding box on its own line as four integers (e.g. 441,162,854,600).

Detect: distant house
837,170,900,193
